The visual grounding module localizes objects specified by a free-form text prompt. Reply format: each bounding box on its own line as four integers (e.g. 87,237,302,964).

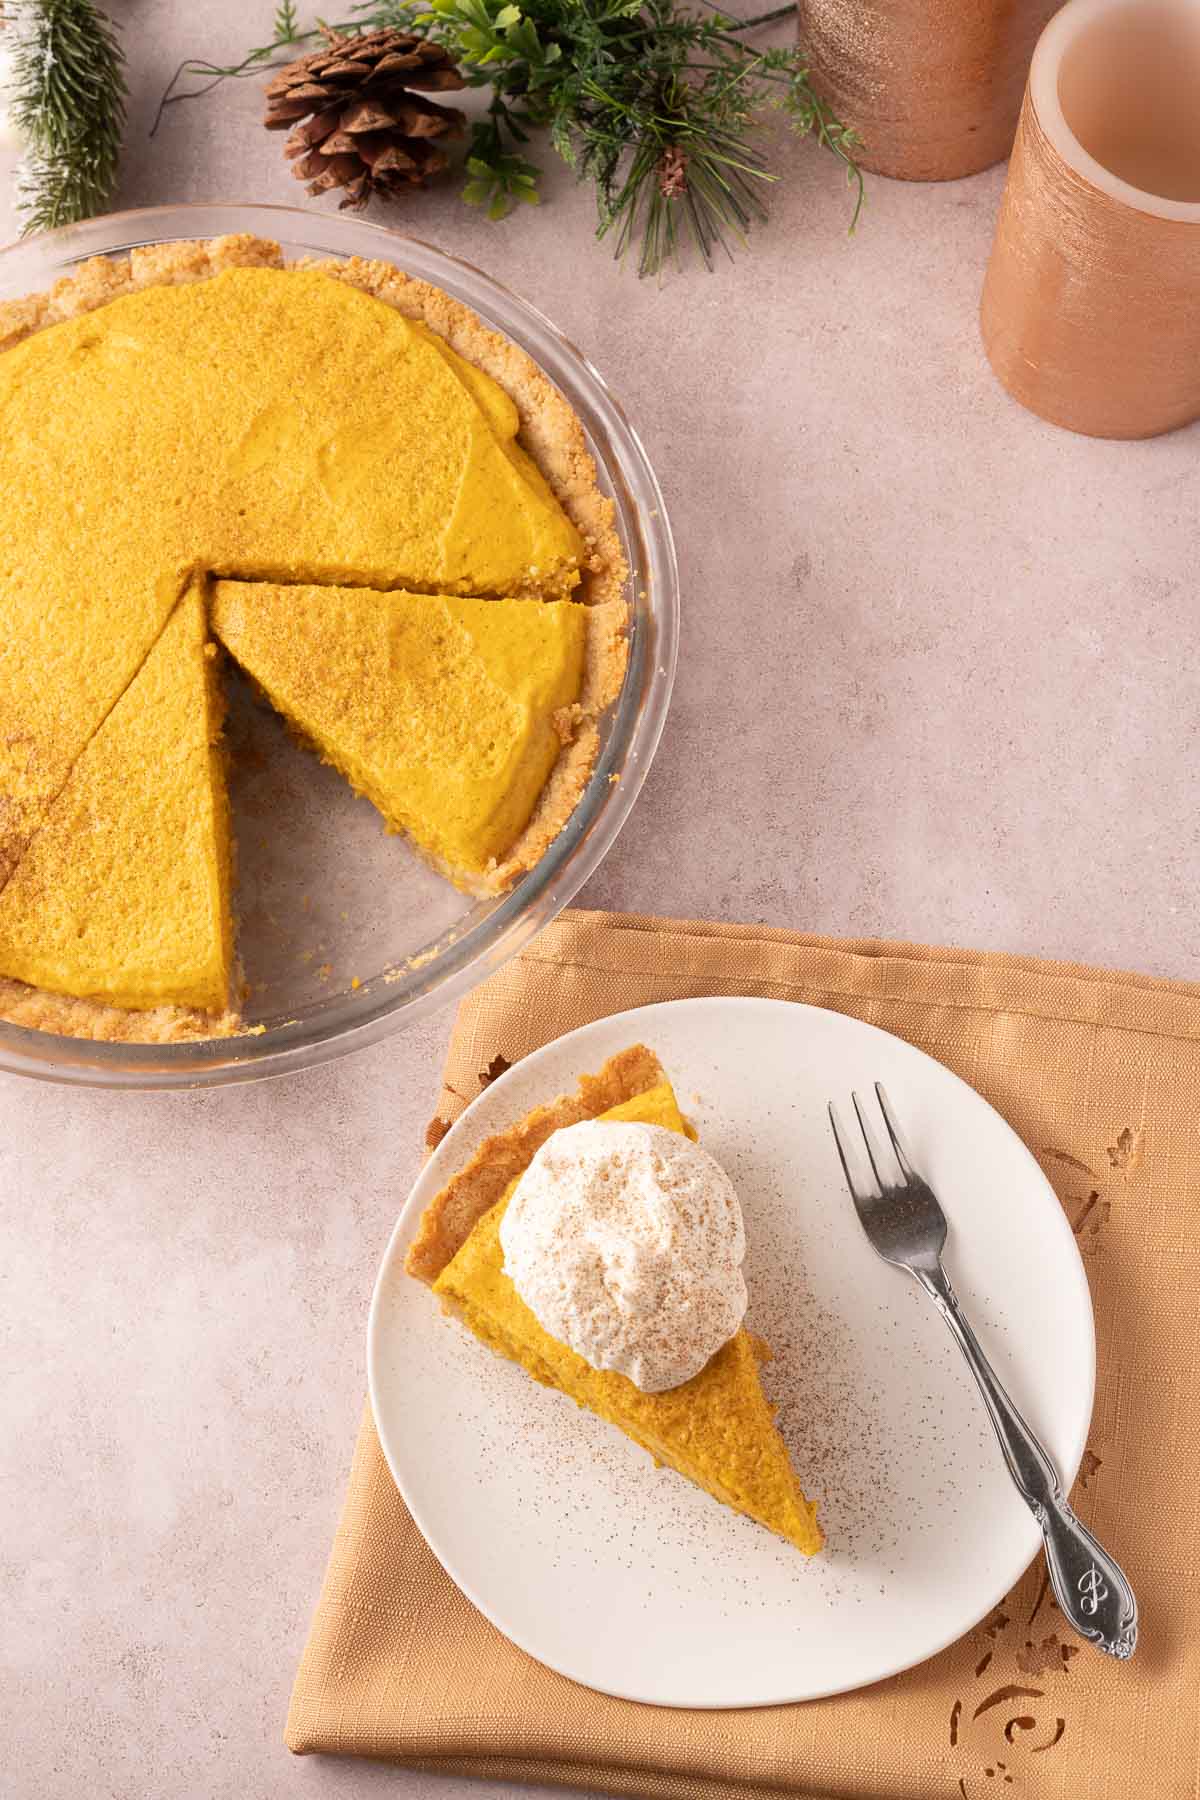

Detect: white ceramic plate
368,998,1095,1708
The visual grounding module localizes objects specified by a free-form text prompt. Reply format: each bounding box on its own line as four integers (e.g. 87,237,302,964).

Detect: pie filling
0,265,584,882
0,244,628,1029
429,1071,823,1556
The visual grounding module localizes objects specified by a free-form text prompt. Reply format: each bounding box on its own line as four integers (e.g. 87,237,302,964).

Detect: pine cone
264,27,467,210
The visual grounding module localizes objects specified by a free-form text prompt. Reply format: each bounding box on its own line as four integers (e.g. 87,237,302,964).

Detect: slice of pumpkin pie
407,1045,823,1556
0,585,233,1015
211,581,627,891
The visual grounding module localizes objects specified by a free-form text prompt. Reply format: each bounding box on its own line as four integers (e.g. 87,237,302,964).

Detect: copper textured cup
981,0,1200,438
796,0,1063,180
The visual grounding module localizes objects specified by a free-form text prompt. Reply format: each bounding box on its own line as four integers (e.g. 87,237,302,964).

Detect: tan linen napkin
287,909,1199,1798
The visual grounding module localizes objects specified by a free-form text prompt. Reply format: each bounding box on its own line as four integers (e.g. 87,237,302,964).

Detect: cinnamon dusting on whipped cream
499,1120,747,1392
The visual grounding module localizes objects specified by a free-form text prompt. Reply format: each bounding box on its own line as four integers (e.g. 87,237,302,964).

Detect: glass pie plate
0,202,677,1089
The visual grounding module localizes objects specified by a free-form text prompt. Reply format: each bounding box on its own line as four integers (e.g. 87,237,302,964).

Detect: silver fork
829,1083,1137,1660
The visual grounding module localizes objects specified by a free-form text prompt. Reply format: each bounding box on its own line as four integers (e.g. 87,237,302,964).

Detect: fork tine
875,1082,916,1180
850,1090,887,1192
827,1102,860,1198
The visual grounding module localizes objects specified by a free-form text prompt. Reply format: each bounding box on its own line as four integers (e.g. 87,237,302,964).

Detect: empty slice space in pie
0,585,233,1014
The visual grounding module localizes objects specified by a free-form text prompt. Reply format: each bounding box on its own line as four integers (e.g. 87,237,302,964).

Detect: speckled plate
368,998,1095,1708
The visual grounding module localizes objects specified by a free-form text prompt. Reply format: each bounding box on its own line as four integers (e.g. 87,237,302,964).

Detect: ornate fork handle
916,1262,1137,1659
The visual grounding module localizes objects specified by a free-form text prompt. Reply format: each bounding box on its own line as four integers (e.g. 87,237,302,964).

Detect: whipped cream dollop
499,1119,748,1392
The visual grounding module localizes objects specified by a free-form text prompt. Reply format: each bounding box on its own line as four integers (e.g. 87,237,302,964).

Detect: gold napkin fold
287,909,1199,1797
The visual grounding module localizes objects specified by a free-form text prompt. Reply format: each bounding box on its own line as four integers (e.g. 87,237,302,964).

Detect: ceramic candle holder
981,0,1200,438
795,0,1062,181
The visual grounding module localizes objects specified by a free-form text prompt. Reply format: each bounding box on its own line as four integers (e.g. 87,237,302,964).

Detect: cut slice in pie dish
407,1045,823,1556
0,584,233,1015
211,581,627,893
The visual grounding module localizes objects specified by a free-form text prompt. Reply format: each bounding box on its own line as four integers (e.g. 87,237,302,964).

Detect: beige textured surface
2,5,1199,1799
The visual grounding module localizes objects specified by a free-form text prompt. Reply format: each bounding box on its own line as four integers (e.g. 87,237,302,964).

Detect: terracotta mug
981,0,1200,438
795,0,1064,181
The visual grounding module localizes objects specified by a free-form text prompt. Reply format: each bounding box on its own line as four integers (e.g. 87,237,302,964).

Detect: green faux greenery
8,0,127,235
155,0,862,276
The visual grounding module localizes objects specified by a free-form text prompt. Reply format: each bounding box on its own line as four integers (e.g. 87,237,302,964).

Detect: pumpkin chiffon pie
407,1045,823,1557
0,235,627,1038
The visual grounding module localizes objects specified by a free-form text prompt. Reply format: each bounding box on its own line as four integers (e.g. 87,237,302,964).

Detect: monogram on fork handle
1078,1566,1108,1616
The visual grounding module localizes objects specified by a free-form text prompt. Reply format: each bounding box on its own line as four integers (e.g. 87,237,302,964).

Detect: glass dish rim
0,201,678,1090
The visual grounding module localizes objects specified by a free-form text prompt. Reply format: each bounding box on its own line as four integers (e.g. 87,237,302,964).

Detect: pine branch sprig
393,0,865,268
153,0,862,276
8,0,127,236
273,0,302,40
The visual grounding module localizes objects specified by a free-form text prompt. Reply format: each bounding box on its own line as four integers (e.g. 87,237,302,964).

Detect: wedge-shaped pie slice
407,1045,823,1555
0,587,232,1013
211,581,627,891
